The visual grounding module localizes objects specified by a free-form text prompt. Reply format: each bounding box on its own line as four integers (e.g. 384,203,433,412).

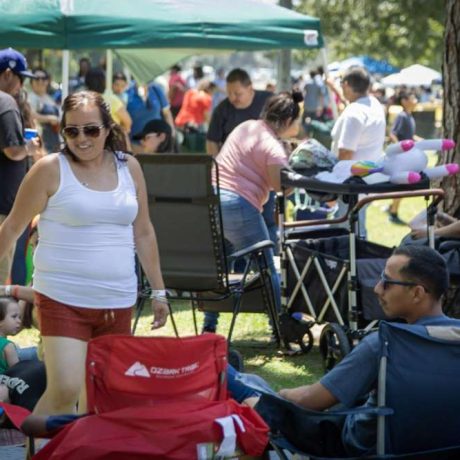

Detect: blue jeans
227,364,279,402
262,191,278,255
233,190,278,272
203,189,281,331
17,346,38,361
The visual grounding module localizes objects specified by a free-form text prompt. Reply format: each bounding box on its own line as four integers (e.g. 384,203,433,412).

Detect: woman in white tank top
0,91,168,417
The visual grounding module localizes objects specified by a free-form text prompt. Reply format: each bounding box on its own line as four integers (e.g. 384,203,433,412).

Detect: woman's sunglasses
380,271,427,292
62,124,105,139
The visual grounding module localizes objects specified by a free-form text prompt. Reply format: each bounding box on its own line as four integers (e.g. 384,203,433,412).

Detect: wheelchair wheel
319,322,351,372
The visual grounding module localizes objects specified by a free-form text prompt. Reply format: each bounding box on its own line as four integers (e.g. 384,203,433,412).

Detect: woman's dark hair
157,132,175,153
261,91,302,132
60,91,128,160
0,297,14,322
393,245,449,300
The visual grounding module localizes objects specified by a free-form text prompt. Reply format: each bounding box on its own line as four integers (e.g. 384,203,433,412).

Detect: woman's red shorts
35,292,132,341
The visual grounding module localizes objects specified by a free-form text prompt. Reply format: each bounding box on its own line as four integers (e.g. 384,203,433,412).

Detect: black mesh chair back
139,154,228,292
134,154,280,344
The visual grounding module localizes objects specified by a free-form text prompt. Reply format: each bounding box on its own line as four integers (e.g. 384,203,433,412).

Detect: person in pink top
203,91,302,333
168,65,187,118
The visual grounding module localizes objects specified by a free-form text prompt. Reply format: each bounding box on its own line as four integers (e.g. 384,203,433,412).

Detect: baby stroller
278,167,444,370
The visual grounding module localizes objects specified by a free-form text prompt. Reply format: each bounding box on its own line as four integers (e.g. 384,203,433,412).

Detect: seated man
228,245,460,456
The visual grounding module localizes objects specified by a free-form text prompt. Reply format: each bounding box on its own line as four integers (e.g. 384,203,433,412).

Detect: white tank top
33,153,139,309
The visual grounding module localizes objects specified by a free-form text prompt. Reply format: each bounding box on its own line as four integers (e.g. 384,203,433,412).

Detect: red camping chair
1,334,268,459
86,333,228,413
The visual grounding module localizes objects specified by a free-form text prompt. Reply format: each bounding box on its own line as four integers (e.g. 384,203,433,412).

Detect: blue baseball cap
0,48,36,79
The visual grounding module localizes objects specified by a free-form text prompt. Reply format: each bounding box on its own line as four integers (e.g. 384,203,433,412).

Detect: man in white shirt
330,67,386,238
331,66,386,162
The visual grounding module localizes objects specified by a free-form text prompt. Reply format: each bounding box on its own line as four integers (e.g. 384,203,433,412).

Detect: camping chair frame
132,154,281,344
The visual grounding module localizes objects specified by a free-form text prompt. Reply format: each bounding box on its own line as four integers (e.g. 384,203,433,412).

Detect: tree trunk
442,0,460,317
442,0,460,215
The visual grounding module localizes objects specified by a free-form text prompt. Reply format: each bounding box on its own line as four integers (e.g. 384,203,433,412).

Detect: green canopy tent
0,0,324,96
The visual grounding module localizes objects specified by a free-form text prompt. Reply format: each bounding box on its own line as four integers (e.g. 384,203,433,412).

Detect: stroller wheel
319,323,351,372
297,327,314,353
279,312,314,354
282,327,314,354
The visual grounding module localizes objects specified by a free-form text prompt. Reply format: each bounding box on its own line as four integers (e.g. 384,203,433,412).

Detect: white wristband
150,289,167,299
4,285,12,296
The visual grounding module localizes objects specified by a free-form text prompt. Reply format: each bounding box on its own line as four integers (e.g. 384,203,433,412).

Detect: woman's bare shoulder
28,153,61,195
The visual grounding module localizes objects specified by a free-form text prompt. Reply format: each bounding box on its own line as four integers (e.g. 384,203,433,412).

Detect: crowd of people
0,46,458,457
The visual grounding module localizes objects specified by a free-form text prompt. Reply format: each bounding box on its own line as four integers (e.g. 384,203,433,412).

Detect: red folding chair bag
33,399,269,459
86,334,228,414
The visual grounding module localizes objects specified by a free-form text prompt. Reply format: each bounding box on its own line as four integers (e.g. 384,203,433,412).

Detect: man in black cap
0,48,41,283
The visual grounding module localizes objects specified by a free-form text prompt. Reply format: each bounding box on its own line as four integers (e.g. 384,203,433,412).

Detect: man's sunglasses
380,271,427,292
62,125,105,139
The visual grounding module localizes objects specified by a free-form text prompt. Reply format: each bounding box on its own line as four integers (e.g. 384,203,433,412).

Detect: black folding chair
132,154,281,344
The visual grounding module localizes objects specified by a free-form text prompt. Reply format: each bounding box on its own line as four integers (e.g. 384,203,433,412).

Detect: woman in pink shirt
203,92,302,333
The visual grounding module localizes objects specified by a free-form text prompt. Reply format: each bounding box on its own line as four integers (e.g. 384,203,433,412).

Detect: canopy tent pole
276,0,292,91
106,49,113,94
277,49,291,91
320,46,338,120
62,49,70,101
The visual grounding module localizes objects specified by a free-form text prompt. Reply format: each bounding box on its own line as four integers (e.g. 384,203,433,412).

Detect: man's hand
410,228,427,240
150,299,169,329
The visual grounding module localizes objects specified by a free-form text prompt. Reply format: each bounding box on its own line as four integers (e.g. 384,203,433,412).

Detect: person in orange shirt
175,80,216,130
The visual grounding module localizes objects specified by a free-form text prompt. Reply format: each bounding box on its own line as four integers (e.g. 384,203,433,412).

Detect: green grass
13,193,429,391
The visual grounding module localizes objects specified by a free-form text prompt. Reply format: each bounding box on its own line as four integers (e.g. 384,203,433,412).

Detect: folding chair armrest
438,238,460,253
229,240,275,260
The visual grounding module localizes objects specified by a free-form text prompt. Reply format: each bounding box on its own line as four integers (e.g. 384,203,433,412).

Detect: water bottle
24,128,39,140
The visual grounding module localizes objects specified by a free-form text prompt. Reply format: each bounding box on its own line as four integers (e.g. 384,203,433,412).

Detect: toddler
0,296,21,402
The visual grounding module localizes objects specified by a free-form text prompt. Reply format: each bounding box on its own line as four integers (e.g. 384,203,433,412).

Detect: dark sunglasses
62,124,105,139
379,271,427,292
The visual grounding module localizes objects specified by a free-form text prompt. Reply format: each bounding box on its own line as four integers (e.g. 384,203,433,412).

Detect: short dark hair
85,68,106,94
342,66,370,94
112,72,127,83
261,91,303,132
226,68,252,87
393,245,449,300
396,91,413,106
